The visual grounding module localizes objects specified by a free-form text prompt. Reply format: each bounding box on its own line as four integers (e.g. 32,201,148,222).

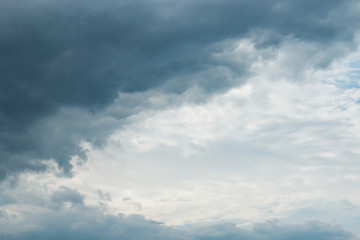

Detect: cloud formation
1,0,359,179
1,205,357,240
1,1,360,238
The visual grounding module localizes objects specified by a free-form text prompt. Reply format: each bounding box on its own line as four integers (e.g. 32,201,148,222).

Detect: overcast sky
1,0,360,239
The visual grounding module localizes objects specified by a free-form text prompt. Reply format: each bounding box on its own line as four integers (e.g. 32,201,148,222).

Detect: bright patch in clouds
78,59,360,231
4,44,360,236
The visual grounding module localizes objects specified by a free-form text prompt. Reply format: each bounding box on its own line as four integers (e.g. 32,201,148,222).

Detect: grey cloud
190,221,357,240
0,206,357,240
0,0,359,179
50,186,84,207
123,197,142,211
0,210,9,220
96,189,112,201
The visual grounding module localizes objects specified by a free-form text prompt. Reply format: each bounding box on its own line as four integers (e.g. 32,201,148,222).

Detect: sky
1,0,360,239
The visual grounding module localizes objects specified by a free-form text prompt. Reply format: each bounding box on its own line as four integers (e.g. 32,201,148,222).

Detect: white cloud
1,32,360,238
43,39,360,235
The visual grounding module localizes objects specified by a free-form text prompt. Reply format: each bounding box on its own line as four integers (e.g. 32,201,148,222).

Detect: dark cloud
0,206,357,240
0,0,358,179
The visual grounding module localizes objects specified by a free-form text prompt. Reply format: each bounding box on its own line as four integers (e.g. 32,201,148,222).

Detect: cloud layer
1,0,360,239
1,0,359,179
1,202,357,240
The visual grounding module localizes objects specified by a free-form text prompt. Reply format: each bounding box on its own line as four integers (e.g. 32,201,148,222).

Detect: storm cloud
0,0,359,178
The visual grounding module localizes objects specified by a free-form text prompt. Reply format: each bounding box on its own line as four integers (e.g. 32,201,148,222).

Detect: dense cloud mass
1,208,357,240
1,0,360,238
1,0,359,179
